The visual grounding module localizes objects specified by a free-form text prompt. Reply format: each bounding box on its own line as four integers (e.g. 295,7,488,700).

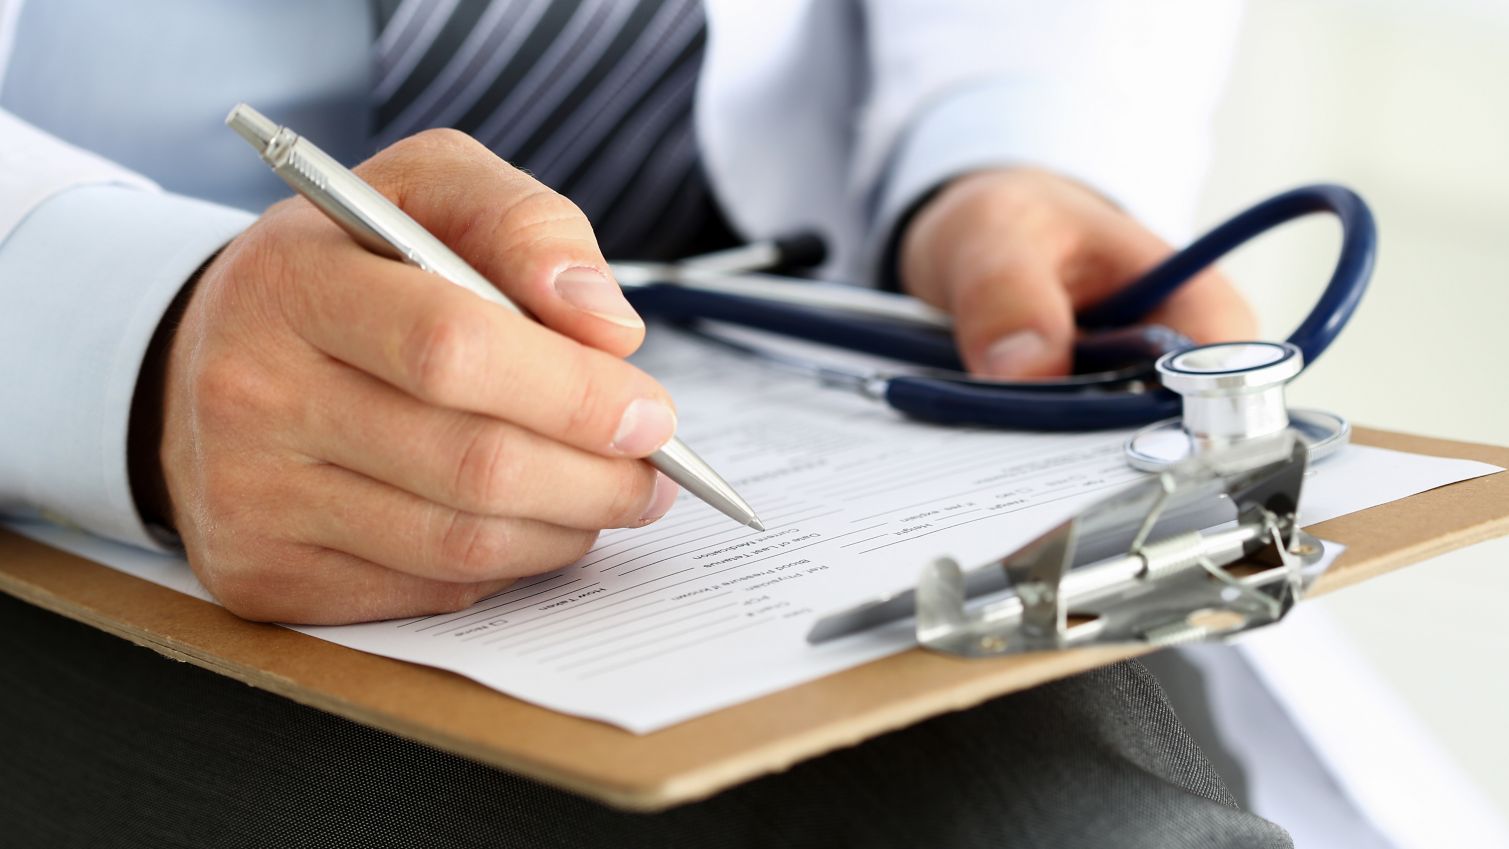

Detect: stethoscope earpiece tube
626,285,967,370
1078,184,1377,369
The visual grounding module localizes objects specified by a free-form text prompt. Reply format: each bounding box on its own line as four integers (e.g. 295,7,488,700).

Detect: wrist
126,253,215,536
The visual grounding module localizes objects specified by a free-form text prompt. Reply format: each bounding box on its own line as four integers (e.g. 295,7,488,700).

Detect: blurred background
1203,0,1509,830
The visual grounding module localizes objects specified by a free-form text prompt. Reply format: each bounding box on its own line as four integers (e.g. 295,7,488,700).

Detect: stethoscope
613,184,1377,471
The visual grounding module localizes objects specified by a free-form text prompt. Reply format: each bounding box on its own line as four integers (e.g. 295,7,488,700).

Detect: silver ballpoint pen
225,103,764,532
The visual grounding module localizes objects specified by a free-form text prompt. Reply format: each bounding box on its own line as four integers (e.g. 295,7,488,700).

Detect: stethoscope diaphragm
1123,341,1350,471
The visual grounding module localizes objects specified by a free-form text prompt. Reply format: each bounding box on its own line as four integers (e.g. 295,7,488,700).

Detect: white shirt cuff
0,184,255,549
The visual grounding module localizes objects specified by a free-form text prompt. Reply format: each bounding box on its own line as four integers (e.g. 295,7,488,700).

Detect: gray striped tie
371,0,729,260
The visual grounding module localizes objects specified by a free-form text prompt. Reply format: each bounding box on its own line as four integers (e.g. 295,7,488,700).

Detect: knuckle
557,352,615,446
181,461,251,545
193,357,272,430
367,130,492,210
493,187,595,250
451,423,520,514
191,485,280,578
504,187,588,229
949,277,1000,322
402,309,483,405
437,512,512,580
195,468,246,529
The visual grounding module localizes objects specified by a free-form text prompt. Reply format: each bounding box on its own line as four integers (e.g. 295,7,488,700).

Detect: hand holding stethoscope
614,184,1377,471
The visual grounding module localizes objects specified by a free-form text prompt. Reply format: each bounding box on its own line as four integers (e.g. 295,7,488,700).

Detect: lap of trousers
0,593,1292,849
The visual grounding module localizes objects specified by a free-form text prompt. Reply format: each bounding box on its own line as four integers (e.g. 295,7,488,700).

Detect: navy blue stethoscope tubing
623,286,1192,380
1079,183,1377,367
629,183,1377,431
881,375,1184,430
624,284,968,370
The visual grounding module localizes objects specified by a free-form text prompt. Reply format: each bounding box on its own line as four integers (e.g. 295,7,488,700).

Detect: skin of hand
899,168,1258,378
144,130,681,625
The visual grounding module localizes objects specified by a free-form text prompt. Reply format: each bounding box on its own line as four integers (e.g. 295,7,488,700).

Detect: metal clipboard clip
807,433,1331,657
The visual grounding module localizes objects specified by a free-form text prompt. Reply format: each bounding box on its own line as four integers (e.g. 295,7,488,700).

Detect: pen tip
747,517,767,532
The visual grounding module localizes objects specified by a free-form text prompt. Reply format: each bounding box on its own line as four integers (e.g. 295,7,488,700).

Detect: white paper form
300,332,1167,731
6,330,1501,732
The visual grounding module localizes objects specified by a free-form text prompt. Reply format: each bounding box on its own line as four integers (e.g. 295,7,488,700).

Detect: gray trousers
0,594,1290,848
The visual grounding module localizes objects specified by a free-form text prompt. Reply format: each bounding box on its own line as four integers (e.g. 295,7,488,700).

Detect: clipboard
0,426,1504,811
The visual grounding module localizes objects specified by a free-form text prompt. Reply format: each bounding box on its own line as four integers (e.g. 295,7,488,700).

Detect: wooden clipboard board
1,427,1505,811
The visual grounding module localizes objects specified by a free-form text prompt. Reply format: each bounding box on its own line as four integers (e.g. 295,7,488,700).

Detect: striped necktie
370,0,734,261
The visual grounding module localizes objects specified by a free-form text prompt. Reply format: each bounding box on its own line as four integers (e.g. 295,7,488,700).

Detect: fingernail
553,267,642,328
637,472,680,526
984,330,1048,377
613,398,677,455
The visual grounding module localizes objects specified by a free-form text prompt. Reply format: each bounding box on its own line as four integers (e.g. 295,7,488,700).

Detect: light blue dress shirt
0,1,370,545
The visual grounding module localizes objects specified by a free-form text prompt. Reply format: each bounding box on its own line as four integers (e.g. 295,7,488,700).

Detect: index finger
280,233,678,459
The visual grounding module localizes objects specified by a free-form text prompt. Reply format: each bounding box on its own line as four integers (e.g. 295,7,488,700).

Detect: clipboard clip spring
808,434,1332,657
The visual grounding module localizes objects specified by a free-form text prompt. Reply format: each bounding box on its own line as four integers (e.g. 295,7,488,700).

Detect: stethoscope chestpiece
1124,341,1350,472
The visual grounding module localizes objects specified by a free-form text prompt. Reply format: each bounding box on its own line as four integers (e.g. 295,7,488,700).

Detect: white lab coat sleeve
0,110,255,549
857,0,1244,277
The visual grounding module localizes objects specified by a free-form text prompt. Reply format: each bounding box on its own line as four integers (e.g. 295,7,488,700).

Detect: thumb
943,257,1078,379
